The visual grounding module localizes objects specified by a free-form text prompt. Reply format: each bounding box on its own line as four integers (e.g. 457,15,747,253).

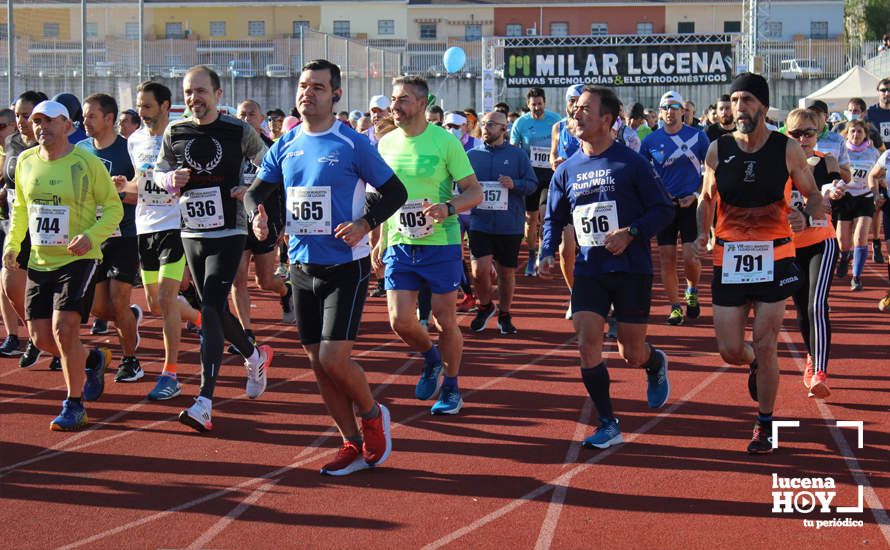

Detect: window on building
420,23,437,40
165,22,183,39
333,20,350,38
292,20,310,37
590,23,608,36
85,22,98,39
724,20,741,33
764,21,782,38
505,24,523,37
43,22,60,39
125,22,140,40
0,25,7,40
810,21,828,39
678,21,694,34
465,24,482,41
636,22,653,35
378,19,395,36
248,20,265,37
210,21,226,37
550,22,569,36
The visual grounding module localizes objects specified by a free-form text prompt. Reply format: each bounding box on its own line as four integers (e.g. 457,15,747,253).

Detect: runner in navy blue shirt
540,85,674,451
245,59,406,477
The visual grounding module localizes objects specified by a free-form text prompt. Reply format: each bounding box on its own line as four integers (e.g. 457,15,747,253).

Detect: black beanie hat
729,73,769,108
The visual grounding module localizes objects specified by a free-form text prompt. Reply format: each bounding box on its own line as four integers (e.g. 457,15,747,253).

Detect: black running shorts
571,272,653,324
291,256,370,345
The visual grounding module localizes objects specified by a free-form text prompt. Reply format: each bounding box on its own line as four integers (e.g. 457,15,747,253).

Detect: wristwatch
446,202,456,216
627,225,640,239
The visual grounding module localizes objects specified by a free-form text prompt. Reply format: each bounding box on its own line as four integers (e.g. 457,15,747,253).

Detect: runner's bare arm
694,141,719,257
549,121,563,170
787,138,824,220
868,163,886,206
450,174,483,213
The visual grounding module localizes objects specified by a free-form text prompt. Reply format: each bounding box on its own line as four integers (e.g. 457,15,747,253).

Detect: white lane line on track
58,335,579,549
184,478,282,550
421,363,731,550
780,331,890,546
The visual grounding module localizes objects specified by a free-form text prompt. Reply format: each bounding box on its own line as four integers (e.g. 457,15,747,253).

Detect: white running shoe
178,397,212,432
246,344,273,399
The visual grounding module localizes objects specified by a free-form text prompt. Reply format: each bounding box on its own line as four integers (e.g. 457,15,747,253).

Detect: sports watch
446,202,456,216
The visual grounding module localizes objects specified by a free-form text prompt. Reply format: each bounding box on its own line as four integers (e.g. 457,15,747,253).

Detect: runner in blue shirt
641,91,709,326
245,59,407,477
510,88,562,276
540,85,674,451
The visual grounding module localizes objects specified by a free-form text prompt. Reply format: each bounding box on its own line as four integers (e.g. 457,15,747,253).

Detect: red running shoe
320,441,368,476
803,354,814,389
361,403,392,467
456,293,476,313
808,372,830,399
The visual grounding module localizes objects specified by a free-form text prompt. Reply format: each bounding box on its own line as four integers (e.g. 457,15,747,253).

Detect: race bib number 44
478,181,508,211
29,204,70,246
573,201,618,247
286,186,332,236
396,199,434,239
138,170,174,206
180,187,224,230
721,241,774,284
530,146,550,169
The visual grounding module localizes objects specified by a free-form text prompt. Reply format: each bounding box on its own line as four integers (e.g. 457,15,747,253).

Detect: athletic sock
67,396,82,405
853,245,867,278
757,412,773,424
245,348,262,367
840,250,852,264
686,287,697,295
360,402,380,421
421,345,441,365
528,248,537,262
641,344,662,375
442,375,458,390
347,434,363,447
163,363,177,376
671,302,682,310
580,362,613,420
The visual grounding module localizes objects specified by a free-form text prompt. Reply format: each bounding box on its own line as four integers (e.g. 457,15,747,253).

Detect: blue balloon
443,47,466,73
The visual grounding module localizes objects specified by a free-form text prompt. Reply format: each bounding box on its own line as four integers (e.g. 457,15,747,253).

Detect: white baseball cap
443,112,468,126
659,91,684,107
369,95,389,112
31,100,70,120
565,84,584,101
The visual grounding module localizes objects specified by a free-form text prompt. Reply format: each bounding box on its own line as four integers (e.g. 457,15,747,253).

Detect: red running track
0,253,888,549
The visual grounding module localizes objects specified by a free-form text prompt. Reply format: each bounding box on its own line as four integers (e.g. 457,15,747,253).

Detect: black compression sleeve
244,177,274,219
362,175,407,230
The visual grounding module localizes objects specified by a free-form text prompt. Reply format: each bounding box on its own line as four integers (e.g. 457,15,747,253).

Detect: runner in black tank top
694,73,826,455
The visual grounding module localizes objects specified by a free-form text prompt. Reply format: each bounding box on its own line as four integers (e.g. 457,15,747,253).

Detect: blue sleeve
356,135,395,189
541,165,571,258
510,118,522,146
639,134,654,162
256,137,284,184
695,130,709,161
632,158,674,239
513,148,538,197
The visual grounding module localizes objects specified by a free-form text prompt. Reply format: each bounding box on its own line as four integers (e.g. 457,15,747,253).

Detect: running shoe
803,354,814,389
130,304,143,351
50,399,88,432
361,403,392,466
645,349,670,409
147,374,181,401
19,339,42,368
114,356,144,383
275,264,289,278
370,281,387,298
666,305,684,326
0,334,22,357
48,356,62,371
835,259,849,279
90,318,109,335
245,344,273,399
178,397,212,432
470,302,497,332
685,289,701,319
320,441,368,476
581,417,623,449
565,303,572,319
808,371,830,399
456,293,476,313
748,360,758,402
606,317,618,340
879,292,890,312
873,240,885,264
850,277,862,291
82,348,110,402
524,255,537,277
415,360,443,400
431,384,463,415
747,419,773,454
280,281,295,324
497,312,518,335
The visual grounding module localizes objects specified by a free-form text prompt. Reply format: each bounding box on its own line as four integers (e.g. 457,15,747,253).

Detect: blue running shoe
646,349,670,409
147,374,182,401
581,417,623,449
431,384,463,415
524,255,537,277
50,399,87,431
415,360,443,400
82,347,109,402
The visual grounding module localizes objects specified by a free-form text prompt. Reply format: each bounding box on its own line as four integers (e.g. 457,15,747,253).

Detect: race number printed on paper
396,199,434,239
138,169,175,206
29,204,70,246
721,241,774,284
180,187,224,230
573,201,618,247
477,181,508,211
286,186,332,235
530,146,550,169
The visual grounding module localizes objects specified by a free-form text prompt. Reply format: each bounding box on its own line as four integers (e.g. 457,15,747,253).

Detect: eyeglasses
659,103,682,111
788,128,818,139
481,121,504,128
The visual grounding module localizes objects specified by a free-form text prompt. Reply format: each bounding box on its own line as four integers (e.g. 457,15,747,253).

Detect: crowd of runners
2,60,889,475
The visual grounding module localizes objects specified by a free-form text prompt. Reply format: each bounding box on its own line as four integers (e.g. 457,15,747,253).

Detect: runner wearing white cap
366,95,391,147
444,112,481,152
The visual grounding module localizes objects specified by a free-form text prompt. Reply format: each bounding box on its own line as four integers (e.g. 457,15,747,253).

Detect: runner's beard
736,108,763,134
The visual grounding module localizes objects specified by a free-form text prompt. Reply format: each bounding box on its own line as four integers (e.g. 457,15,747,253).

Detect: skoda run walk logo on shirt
184,137,223,174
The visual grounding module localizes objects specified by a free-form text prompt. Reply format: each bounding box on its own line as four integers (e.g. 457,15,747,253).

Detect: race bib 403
396,199,434,239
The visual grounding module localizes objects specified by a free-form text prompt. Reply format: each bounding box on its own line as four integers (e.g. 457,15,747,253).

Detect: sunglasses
659,103,682,111
879,88,890,93
788,128,818,139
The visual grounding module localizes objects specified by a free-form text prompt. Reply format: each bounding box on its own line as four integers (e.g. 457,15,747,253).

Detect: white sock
246,348,262,367
196,396,212,409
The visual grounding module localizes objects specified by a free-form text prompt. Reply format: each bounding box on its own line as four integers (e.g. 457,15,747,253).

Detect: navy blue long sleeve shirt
542,141,674,276
466,142,538,235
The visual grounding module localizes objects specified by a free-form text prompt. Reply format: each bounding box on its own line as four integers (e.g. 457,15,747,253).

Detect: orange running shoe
803,354,814,389
320,441,367,476
808,372,830,399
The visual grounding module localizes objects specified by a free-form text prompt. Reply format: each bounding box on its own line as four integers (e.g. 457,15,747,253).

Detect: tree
847,0,890,41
